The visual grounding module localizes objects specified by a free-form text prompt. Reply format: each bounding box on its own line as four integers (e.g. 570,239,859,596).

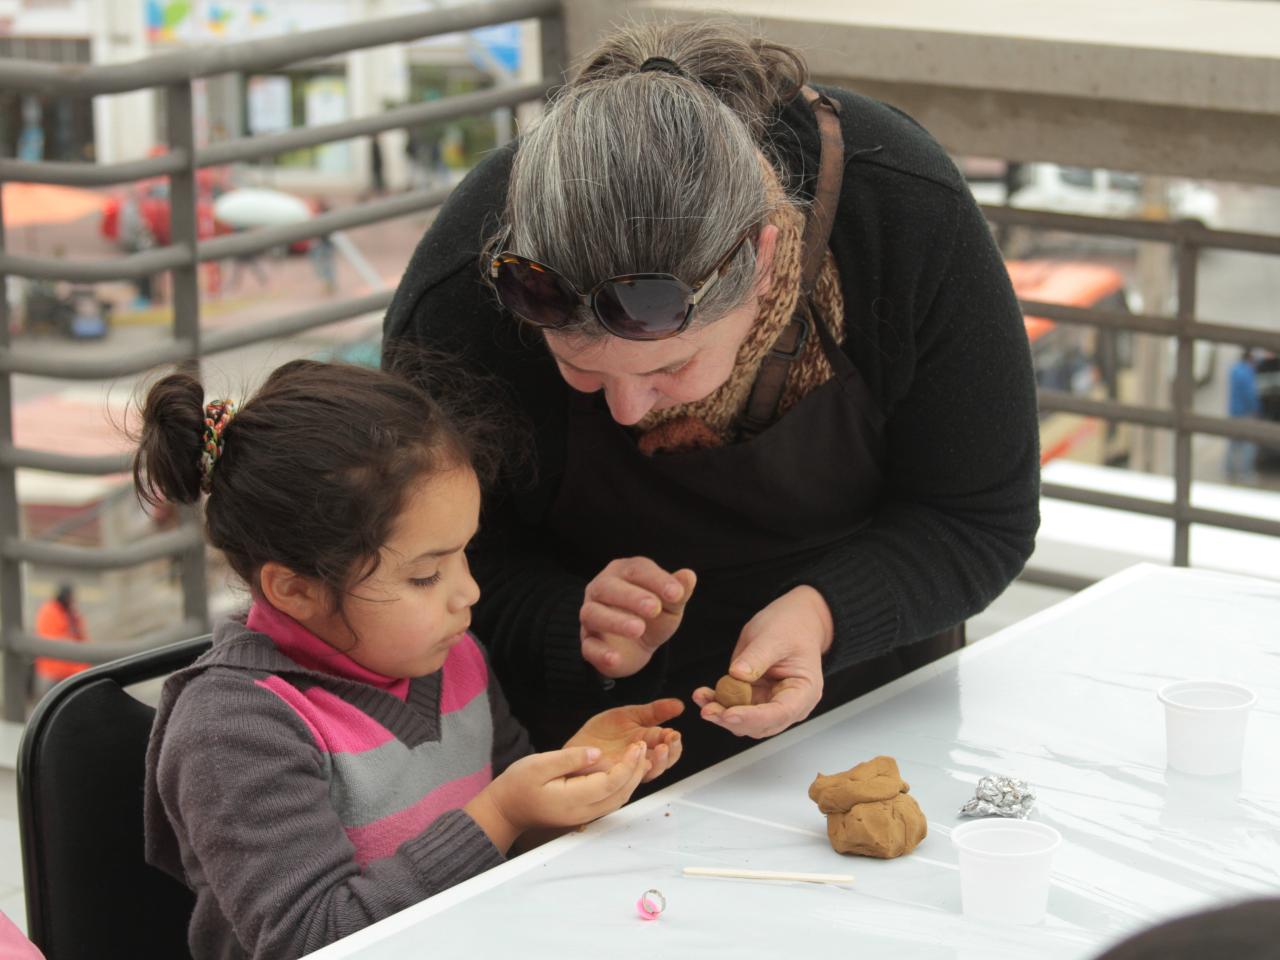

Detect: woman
384,22,1040,772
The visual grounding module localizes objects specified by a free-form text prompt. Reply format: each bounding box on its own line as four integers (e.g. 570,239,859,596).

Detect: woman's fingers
601,558,686,605
586,577,668,619
703,682,819,739
580,600,645,639
579,634,618,673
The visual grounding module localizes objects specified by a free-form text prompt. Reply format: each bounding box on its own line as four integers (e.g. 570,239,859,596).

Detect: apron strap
799,86,844,293
739,87,844,439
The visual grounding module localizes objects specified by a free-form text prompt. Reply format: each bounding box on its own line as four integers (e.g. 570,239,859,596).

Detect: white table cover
310,563,1280,959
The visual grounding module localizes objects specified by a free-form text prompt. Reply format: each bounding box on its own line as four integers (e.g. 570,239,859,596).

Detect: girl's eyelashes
408,573,442,588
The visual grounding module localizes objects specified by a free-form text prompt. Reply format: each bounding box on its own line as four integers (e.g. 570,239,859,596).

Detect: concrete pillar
88,0,156,164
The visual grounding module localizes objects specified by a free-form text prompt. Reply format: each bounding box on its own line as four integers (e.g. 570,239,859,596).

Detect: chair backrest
18,636,211,960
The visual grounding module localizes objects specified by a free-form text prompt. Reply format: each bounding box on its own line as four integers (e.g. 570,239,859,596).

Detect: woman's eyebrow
557,355,692,376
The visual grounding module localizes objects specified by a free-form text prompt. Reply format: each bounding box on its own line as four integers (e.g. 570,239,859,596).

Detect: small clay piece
808,755,927,859
713,674,753,708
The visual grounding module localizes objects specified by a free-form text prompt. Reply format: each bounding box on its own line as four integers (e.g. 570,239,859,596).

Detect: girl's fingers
532,746,604,782
631,697,685,725
592,746,648,810
562,744,643,804
665,734,683,770
580,600,645,638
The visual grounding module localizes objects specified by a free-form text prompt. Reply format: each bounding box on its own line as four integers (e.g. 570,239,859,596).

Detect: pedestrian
32,584,89,700
383,21,1040,772
133,359,684,958
308,199,337,294
224,228,270,292
1225,347,1262,483
369,134,386,197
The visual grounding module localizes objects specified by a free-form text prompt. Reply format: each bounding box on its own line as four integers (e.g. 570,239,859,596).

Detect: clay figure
714,674,753,708
808,755,927,859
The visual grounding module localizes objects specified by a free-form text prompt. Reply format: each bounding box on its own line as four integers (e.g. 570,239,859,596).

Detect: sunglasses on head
489,229,754,341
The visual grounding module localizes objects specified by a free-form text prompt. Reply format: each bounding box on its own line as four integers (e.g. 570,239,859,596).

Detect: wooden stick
682,867,854,885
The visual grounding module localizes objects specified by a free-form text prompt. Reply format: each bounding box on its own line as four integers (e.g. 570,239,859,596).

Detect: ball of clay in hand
714,675,753,708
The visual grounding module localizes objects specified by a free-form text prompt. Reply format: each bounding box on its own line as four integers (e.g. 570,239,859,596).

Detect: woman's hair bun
573,20,808,138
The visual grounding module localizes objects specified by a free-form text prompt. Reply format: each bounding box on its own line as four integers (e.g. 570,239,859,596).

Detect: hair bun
133,370,207,507
574,21,808,139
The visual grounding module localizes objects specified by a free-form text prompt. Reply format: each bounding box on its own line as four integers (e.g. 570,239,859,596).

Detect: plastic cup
1158,680,1255,776
952,819,1061,925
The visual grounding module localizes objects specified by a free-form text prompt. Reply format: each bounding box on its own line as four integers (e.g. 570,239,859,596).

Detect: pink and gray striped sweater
144,603,531,960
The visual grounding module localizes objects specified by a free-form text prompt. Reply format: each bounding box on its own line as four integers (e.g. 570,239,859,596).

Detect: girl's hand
691,586,833,739
580,558,696,678
565,698,685,783
465,744,648,852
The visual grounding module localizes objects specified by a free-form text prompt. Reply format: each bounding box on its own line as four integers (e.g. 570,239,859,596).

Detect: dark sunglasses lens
594,278,690,340
493,259,578,328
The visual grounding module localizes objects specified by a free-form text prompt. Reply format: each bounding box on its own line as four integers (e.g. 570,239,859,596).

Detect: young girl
135,360,684,959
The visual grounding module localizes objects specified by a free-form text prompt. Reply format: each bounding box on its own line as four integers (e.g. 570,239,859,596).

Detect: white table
311,564,1280,959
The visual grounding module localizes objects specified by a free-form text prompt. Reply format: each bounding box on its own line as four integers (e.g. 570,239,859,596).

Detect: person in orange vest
33,584,89,692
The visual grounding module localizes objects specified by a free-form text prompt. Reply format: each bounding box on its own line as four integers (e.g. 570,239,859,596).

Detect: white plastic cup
1158,680,1255,776
952,819,1062,925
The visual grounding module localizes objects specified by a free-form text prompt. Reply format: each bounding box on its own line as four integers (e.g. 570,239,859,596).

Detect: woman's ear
752,223,780,299
258,562,326,622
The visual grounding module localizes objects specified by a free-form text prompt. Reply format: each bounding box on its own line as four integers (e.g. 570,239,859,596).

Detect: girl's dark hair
133,358,499,610
1092,898,1280,960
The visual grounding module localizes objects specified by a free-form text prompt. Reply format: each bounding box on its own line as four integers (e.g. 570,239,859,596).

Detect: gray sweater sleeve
154,671,504,959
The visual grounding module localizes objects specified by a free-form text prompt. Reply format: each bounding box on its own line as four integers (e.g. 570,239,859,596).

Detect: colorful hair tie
199,399,237,493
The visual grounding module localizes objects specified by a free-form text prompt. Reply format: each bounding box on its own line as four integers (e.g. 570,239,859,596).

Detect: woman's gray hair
494,21,808,337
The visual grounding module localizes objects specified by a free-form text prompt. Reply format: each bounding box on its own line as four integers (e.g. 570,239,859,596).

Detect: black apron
542,316,962,774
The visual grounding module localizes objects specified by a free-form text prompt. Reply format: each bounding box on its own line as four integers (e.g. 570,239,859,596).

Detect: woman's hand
580,558,696,678
465,743,649,853
692,586,834,739
565,698,685,783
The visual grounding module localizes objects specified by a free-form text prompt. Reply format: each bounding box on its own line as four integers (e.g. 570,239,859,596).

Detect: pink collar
246,601,410,702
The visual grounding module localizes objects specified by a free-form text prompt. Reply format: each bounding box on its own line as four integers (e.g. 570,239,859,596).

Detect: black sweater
383,85,1040,719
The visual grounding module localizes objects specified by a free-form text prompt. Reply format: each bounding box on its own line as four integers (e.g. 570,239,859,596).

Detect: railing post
164,82,210,637
539,8,568,94
0,186,29,720
1172,228,1199,567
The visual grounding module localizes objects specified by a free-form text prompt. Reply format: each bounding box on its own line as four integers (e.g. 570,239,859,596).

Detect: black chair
18,636,211,960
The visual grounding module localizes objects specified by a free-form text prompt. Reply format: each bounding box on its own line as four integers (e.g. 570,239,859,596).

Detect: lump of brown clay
808,755,927,859
713,674,752,708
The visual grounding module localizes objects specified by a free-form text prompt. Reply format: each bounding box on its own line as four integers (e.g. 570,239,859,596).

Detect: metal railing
0,0,565,720
2,0,1279,721
982,205,1280,593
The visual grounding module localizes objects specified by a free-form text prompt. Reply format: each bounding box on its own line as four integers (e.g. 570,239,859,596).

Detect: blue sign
468,23,522,75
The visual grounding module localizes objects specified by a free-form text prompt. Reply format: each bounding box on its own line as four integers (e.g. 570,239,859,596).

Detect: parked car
1008,258,1135,466
1007,164,1220,228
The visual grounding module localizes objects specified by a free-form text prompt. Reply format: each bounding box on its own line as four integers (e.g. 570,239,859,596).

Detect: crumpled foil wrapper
959,775,1036,819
